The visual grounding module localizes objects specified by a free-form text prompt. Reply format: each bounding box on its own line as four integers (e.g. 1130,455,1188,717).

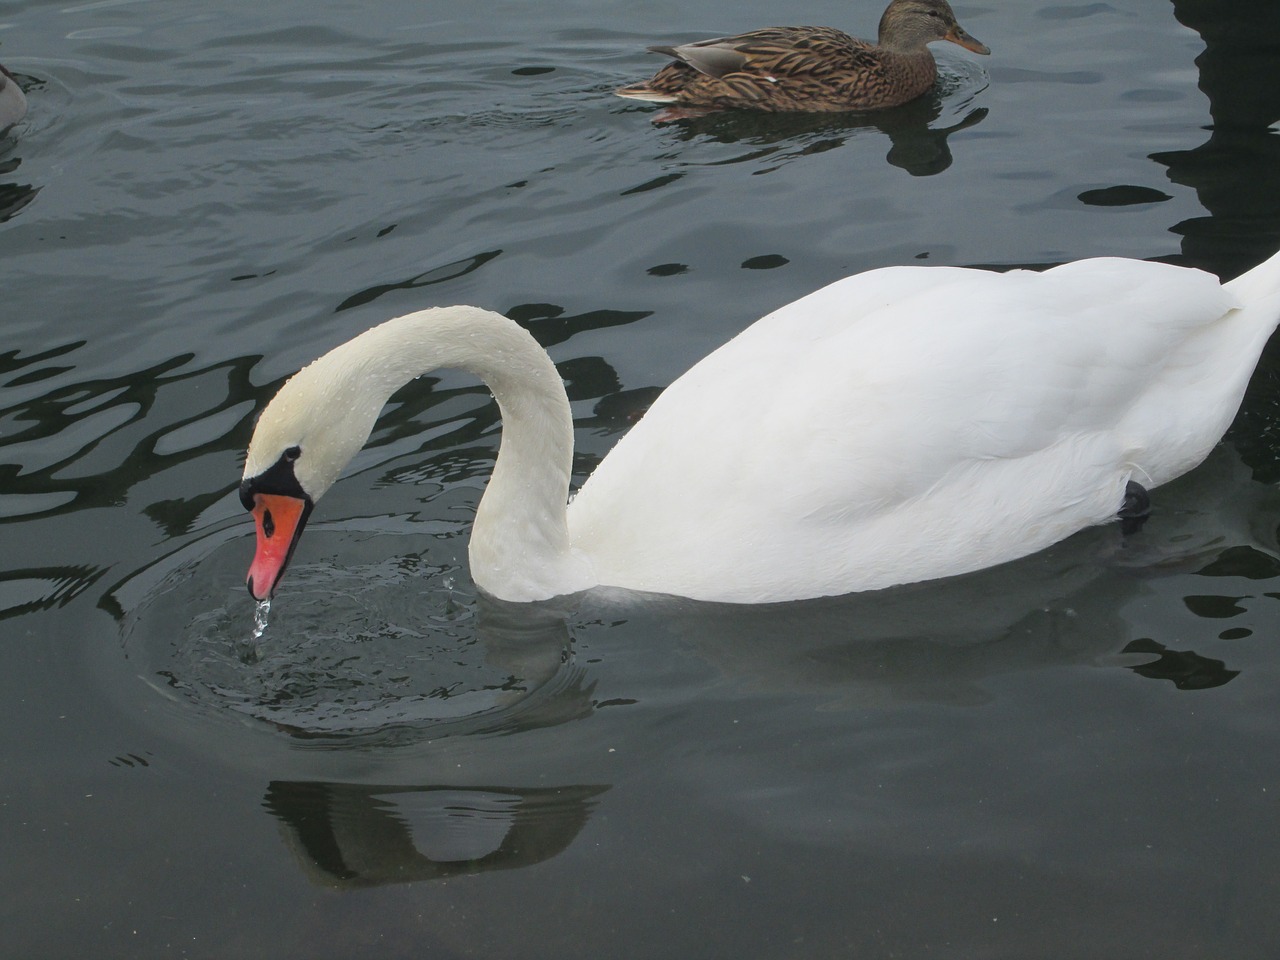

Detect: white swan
241,250,1280,604
0,63,27,130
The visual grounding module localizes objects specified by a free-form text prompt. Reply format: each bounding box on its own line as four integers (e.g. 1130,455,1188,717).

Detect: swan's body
0,63,27,130
242,251,1280,605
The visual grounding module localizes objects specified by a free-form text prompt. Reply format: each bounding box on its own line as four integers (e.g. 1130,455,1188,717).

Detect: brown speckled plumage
616,0,989,113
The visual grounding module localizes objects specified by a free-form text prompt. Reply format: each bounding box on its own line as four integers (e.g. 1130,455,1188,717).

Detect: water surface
3,0,1280,956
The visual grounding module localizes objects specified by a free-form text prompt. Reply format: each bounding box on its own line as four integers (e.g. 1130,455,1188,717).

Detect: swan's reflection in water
265,780,607,888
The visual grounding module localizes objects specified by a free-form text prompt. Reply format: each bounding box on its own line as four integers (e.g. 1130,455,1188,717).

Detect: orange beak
945,26,990,55
246,493,311,601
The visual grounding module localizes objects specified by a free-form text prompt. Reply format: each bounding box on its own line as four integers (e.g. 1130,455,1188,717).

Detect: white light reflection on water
234,597,271,665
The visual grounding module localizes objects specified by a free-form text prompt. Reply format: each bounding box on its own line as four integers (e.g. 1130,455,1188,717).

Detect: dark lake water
4,0,1280,956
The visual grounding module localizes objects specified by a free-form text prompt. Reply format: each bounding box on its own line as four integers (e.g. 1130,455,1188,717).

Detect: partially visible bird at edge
615,0,990,116
0,61,27,130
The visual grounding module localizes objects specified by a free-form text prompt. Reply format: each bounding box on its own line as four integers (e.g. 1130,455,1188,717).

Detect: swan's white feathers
244,253,1280,604
566,258,1252,600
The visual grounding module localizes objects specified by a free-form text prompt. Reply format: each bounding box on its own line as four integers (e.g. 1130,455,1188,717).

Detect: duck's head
240,350,386,600
879,0,990,55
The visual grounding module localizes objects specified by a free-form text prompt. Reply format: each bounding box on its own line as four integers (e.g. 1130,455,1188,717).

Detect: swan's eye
284,445,301,462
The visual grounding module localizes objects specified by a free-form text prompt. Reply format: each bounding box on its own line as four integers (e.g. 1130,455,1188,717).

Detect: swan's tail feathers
1224,246,1280,305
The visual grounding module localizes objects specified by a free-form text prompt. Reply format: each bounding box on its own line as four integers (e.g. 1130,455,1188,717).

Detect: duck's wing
617,26,887,106
652,26,876,80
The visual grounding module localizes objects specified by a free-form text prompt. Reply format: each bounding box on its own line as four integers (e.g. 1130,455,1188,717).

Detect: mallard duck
241,250,1280,605
0,62,27,130
615,0,989,113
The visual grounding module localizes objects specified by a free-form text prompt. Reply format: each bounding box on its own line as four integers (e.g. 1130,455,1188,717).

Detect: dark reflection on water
0,564,104,620
1157,0,1280,277
1077,184,1173,207
1121,638,1239,689
656,84,989,177
337,249,503,312
265,780,608,887
507,302,652,351
0,157,37,222
0,351,262,526
1196,544,1280,579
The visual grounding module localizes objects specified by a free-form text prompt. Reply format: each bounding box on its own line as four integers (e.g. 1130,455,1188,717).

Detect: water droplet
253,598,272,639
234,598,271,664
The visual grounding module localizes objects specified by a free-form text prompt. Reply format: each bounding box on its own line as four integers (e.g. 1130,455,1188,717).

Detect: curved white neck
272,307,593,601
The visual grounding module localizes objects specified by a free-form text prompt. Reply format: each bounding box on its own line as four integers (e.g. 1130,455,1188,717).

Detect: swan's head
240,346,388,600
238,305,569,602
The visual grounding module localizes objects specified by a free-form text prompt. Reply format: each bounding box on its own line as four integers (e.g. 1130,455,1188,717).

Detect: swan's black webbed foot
1118,480,1151,535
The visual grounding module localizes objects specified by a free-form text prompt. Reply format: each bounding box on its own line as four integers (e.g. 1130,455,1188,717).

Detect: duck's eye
284,445,301,462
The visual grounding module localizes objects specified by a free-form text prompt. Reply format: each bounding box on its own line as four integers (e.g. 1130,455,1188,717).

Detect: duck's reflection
264,780,607,888
659,91,988,177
